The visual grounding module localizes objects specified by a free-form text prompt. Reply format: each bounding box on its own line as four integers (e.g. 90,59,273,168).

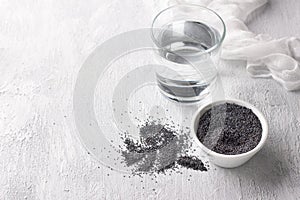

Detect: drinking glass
151,4,226,102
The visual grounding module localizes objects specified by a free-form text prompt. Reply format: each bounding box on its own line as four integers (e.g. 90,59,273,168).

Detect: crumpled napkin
162,0,300,91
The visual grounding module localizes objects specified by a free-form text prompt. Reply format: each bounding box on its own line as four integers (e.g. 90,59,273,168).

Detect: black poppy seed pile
177,156,207,171
120,120,208,175
197,103,262,155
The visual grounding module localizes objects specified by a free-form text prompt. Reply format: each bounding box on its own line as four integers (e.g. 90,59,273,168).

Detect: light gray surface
0,0,300,199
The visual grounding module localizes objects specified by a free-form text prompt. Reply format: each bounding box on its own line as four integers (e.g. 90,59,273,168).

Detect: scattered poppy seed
120,119,208,175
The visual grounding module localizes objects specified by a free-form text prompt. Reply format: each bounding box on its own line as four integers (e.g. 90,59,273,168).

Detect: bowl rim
191,98,268,158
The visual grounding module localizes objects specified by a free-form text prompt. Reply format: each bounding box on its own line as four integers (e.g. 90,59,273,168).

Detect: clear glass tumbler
151,4,226,103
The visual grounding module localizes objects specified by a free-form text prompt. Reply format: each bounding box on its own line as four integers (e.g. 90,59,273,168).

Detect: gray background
0,0,299,199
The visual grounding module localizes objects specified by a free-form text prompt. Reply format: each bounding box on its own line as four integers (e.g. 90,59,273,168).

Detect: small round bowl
191,98,268,168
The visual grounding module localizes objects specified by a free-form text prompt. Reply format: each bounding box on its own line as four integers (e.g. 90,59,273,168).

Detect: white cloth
164,0,300,91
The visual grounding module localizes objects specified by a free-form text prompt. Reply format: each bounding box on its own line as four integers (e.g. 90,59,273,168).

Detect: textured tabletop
0,0,300,199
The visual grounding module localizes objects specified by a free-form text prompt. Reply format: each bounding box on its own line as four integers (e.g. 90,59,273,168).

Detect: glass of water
151,4,226,103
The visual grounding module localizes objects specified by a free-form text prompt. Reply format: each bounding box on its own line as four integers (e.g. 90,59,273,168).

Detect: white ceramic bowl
191,99,268,168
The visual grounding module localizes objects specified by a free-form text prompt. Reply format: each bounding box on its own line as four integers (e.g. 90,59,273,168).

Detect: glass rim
151,4,226,56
